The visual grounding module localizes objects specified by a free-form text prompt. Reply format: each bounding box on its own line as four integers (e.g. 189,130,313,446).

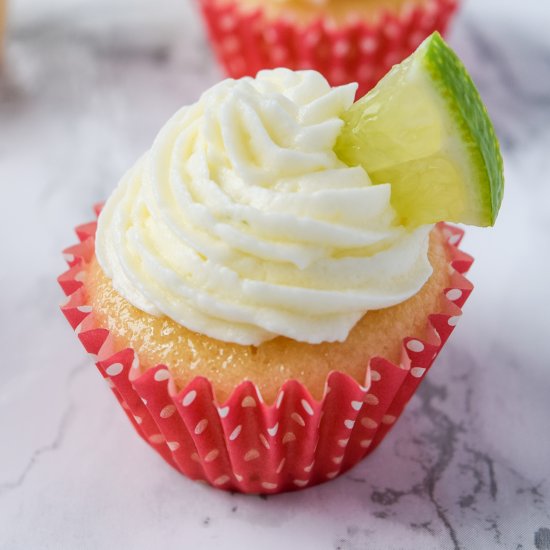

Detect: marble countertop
1,0,549,548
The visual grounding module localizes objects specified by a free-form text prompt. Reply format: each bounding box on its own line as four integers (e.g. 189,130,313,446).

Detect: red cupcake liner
197,0,459,97
58,207,473,494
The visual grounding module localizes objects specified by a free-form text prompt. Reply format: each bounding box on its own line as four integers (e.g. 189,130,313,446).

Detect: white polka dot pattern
291,413,305,427
361,417,378,430
182,391,197,407
61,214,473,495
160,405,176,419
446,288,463,302
154,369,170,382
214,475,230,486
267,423,279,437
344,419,356,430
364,394,379,406
204,449,220,463
241,396,256,408
106,363,123,376
411,367,427,378
370,370,382,382
218,406,230,418
259,434,270,450
301,399,314,416
244,449,260,462
194,419,209,435
229,425,242,441
407,340,425,353
282,432,296,445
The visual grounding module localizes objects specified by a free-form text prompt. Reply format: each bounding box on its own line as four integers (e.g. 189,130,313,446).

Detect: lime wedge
335,32,504,227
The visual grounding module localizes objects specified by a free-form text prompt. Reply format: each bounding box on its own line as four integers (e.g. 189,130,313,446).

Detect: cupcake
59,34,503,494
0,0,6,62
197,0,459,97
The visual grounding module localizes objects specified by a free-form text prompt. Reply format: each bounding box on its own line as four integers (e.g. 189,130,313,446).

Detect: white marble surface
1,1,550,549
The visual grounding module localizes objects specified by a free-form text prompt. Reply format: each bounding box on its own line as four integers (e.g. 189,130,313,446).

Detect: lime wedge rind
335,32,504,228
423,32,504,226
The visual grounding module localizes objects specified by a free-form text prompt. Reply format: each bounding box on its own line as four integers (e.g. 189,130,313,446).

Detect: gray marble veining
1,0,549,549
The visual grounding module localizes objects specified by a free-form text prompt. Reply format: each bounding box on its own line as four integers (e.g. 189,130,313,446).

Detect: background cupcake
197,0,459,96
0,0,6,62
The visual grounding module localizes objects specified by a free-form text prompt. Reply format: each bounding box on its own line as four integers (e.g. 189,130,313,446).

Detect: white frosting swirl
96,69,433,345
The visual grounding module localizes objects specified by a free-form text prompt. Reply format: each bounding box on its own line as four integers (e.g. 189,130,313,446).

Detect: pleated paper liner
59,207,473,494
197,0,459,97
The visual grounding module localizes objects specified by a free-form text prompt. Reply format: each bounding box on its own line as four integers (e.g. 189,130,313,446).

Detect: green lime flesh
335,32,504,227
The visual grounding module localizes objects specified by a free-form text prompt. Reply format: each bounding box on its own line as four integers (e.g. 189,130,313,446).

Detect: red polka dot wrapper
197,0,459,97
58,207,473,494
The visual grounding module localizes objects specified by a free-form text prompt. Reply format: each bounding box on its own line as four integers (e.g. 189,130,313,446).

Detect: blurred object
197,0,458,97
0,0,5,63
